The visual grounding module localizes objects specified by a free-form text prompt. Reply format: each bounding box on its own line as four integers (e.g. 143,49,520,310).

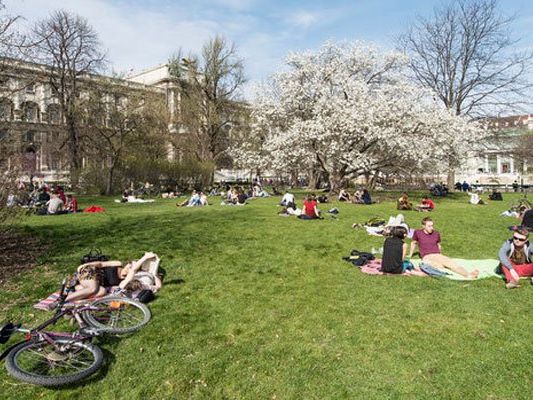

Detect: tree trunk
328,171,343,194
105,165,114,195
66,116,81,189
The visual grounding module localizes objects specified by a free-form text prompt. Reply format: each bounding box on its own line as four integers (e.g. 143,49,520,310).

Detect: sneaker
506,281,521,289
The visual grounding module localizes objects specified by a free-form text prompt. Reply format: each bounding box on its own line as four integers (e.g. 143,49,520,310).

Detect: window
501,162,510,173
47,105,61,124
25,83,35,94
0,129,7,140
0,100,12,121
23,131,35,142
487,155,497,173
22,102,39,122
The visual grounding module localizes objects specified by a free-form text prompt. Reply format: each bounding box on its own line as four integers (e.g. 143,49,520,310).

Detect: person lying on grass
498,227,533,289
409,217,479,279
60,252,161,304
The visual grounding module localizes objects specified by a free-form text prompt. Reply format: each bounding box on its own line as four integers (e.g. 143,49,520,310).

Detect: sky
5,0,533,99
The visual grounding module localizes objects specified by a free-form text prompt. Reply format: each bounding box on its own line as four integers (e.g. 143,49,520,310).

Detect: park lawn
1,192,532,399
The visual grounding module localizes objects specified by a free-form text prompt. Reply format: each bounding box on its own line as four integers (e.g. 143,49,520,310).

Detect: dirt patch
0,230,48,285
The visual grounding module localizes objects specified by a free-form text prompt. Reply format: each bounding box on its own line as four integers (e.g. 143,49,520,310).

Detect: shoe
506,281,521,289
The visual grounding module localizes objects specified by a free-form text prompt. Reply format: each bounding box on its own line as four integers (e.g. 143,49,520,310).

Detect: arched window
21,102,39,123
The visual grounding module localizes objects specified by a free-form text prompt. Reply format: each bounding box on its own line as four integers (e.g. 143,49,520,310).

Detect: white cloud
286,11,319,28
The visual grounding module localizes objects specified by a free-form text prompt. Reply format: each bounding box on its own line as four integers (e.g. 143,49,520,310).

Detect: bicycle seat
0,322,21,344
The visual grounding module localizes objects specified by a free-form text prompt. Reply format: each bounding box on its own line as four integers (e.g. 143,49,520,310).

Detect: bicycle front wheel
5,339,103,387
82,296,151,334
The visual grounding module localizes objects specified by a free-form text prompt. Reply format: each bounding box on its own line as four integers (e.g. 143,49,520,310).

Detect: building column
510,157,515,174
484,155,489,173
496,154,501,174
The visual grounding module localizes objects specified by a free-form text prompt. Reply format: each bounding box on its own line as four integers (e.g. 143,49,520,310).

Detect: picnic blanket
33,290,111,311
411,258,502,281
358,258,502,280
360,259,428,277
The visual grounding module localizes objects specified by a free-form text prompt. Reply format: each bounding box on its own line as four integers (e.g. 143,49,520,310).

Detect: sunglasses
513,236,527,242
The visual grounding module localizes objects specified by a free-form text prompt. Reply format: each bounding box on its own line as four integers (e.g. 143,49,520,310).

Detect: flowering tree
231,41,485,191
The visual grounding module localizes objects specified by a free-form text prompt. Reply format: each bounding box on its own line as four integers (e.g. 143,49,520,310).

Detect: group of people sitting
381,216,479,278
177,190,209,207
7,184,78,215
380,206,533,288
338,188,372,204
36,187,78,215
397,192,435,212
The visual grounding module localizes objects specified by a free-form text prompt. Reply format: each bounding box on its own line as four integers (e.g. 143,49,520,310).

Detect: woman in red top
300,194,320,219
416,196,435,212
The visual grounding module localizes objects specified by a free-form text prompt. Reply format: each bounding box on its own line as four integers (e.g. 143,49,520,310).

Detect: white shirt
281,193,295,204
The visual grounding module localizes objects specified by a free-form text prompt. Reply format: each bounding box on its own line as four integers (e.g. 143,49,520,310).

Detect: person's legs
65,279,101,302
423,253,478,278
503,263,533,282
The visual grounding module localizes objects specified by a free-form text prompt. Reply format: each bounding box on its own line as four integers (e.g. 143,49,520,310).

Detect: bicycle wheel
82,296,151,334
5,339,103,387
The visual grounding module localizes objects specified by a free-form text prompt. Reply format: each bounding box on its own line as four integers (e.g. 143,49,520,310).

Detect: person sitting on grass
280,191,296,208
468,192,485,205
352,189,363,204
298,194,321,219
409,217,479,279
397,192,413,210
46,193,66,215
60,252,161,304
520,206,533,231
488,189,503,201
66,194,78,213
415,196,435,212
338,189,351,202
361,188,372,205
498,227,533,289
381,226,414,274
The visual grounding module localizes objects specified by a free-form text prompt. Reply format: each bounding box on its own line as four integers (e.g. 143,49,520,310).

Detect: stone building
456,114,533,188
0,58,168,184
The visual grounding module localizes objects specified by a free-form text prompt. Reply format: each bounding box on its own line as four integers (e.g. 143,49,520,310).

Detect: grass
1,191,532,399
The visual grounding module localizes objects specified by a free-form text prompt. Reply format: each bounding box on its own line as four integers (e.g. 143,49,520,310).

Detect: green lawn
1,192,532,399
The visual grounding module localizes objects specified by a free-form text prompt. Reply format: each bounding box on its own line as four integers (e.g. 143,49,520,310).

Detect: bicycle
0,280,151,386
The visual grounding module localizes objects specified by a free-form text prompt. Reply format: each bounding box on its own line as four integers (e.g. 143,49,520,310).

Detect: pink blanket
33,290,109,311
360,259,427,277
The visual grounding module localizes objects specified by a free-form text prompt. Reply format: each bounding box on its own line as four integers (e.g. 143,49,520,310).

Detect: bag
135,289,155,303
102,266,121,287
80,248,110,264
347,250,375,267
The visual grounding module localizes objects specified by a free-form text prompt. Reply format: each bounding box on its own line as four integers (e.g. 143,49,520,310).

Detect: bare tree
32,10,107,188
399,0,533,118
168,36,246,167
0,1,31,225
83,80,170,194
398,0,533,185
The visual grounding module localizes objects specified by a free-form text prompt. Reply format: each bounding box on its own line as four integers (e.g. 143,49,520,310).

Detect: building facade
0,59,170,184
456,115,532,187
